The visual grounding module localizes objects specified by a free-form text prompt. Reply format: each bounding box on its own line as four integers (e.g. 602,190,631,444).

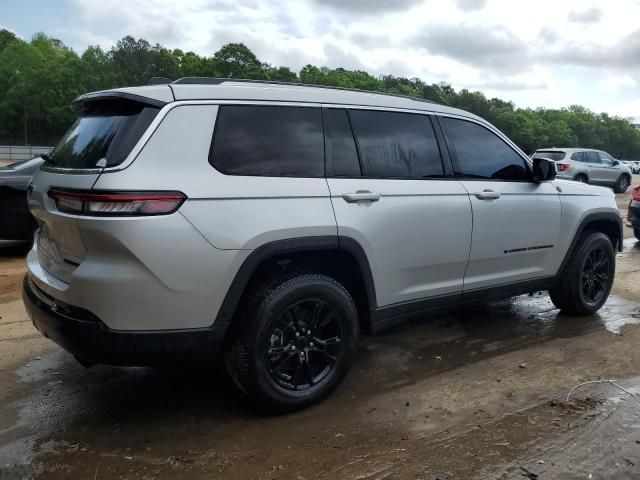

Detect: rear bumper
556,172,574,181
23,276,229,366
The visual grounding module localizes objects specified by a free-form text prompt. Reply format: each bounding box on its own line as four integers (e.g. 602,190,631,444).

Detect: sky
2,0,639,120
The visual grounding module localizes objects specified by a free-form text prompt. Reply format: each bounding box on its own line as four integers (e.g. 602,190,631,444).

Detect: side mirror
532,157,557,183
612,160,619,166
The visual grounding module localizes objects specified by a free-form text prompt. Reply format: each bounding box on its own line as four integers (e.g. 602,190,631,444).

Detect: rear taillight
557,163,570,172
632,186,640,202
48,189,186,216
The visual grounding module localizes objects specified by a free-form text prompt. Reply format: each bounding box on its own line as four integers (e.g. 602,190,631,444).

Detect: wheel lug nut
295,332,300,337
292,346,296,351
310,342,314,347
300,352,305,358
307,330,311,335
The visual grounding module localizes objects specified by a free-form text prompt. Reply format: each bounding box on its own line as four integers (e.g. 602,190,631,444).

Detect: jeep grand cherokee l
23,79,622,411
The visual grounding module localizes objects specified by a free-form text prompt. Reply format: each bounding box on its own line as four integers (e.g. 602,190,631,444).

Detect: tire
549,231,615,316
225,272,359,412
613,175,630,194
574,174,588,184
635,229,640,242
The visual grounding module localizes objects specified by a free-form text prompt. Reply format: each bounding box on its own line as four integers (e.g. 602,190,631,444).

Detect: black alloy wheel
580,247,611,305
265,298,343,391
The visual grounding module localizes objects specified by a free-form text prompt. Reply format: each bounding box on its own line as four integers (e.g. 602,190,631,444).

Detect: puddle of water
491,376,640,479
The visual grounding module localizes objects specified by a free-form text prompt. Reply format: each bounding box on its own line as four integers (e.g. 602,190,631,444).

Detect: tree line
1,29,639,159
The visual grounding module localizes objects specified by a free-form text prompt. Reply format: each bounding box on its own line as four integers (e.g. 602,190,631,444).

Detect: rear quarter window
570,151,586,162
210,105,324,177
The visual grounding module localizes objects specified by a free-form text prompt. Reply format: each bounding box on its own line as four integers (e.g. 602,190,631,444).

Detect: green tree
0,33,638,159
213,43,265,79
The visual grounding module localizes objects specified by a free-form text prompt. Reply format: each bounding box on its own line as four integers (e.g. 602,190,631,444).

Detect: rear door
438,116,561,294
584,151,605,183
28,97,162,284
325,107,472,311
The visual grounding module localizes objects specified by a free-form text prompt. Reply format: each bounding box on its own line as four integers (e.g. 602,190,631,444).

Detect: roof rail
171,77,435,104
149,77,172,85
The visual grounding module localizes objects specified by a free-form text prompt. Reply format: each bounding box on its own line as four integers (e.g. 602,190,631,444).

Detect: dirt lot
1,183,639,480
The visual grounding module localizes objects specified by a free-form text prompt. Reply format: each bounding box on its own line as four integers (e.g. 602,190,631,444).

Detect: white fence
0,145,52,163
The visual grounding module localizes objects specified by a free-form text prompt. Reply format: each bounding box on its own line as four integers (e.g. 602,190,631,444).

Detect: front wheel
549,232,615,315
613,175,630,194
635,229,640,241
225,273,359,412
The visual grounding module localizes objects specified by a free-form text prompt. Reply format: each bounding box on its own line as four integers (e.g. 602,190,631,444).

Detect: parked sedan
532,148,632,193
0,157,44,241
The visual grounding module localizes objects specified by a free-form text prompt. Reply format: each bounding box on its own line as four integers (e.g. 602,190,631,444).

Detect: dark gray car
0,157,44,240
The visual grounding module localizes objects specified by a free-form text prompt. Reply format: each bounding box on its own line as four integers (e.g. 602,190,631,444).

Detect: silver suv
532,148,632,193
23,79,622,411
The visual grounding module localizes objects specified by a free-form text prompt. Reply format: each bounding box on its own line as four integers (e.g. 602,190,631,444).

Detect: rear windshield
47,98,159,169
533,151,566,161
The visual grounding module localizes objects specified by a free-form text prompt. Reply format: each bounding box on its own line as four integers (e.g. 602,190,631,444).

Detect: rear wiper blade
40,153,56,164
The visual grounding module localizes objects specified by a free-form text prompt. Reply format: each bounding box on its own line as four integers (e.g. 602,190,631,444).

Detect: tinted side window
585,151,599,164
324,109,361,177
570,151,586,162
441,117,529,181
211,105,323,177
349,110,443,178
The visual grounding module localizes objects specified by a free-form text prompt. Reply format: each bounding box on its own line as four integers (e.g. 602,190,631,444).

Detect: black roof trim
71,91,168,113
171,77,436,104
149,76,172,85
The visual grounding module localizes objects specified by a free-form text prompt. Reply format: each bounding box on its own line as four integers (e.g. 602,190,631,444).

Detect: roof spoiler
71,91,168,113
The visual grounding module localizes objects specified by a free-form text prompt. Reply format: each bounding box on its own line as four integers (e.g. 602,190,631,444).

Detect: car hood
553,179,615,198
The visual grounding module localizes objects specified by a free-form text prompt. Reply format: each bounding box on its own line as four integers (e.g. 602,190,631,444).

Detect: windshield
48,98,159,169
533,151,566,161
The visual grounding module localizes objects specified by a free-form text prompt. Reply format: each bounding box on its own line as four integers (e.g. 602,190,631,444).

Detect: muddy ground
1,182,639,480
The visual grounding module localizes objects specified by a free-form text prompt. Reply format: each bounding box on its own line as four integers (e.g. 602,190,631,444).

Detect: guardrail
0,145,52,163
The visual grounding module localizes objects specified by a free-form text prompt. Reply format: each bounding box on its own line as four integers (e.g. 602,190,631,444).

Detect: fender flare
213,236,377,327
557,211,623,275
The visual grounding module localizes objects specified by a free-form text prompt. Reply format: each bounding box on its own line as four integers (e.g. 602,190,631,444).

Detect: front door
597,151,622,184
438,116,562,294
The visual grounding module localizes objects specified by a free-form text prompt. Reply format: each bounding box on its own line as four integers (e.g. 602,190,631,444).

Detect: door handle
342,191,381,203
474,189,501,200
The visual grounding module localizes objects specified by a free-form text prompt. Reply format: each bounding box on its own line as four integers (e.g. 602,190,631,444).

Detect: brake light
48,189,186,216
557,163,570,172
632,186,640,202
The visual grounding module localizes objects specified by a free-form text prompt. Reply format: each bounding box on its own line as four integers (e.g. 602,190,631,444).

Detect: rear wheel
225,273,359,412
613,175,630,194
574,174,588,184
549,231,615,315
